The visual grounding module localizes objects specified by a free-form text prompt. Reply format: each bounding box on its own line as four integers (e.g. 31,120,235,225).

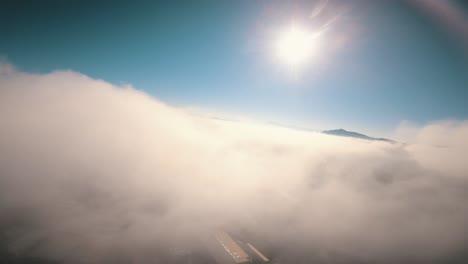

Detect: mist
1,65,467,263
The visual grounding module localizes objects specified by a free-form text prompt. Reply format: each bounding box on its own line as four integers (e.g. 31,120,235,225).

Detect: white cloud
0,65,467,263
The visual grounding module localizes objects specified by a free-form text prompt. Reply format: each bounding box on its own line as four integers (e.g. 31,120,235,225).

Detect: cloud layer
0,65,467,263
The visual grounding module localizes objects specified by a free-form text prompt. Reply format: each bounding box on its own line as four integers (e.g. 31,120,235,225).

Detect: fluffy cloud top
0,65,467,263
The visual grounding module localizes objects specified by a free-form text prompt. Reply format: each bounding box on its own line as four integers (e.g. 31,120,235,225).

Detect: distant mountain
322,129,395,143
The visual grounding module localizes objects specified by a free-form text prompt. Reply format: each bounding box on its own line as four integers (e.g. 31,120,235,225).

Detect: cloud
0,64,467,263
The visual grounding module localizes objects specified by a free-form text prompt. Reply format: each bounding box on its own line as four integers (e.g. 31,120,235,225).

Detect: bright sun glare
275,24,317,69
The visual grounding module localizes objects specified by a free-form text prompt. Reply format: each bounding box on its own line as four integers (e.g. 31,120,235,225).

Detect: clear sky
1,0,467,136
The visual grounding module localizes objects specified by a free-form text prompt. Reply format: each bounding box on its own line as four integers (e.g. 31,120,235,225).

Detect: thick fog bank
1,65,467,263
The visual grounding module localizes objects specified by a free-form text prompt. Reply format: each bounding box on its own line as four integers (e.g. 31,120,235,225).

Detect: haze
1,1,468,263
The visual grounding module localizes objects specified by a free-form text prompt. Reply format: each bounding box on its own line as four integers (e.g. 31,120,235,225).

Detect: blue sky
1,0,467,136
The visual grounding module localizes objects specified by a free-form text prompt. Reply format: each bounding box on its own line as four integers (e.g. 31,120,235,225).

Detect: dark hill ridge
322,129,395,143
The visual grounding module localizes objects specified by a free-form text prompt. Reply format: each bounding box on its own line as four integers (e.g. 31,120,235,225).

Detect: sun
274,24,317,69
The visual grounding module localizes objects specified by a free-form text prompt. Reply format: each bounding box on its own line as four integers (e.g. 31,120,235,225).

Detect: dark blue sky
1,0,467,135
